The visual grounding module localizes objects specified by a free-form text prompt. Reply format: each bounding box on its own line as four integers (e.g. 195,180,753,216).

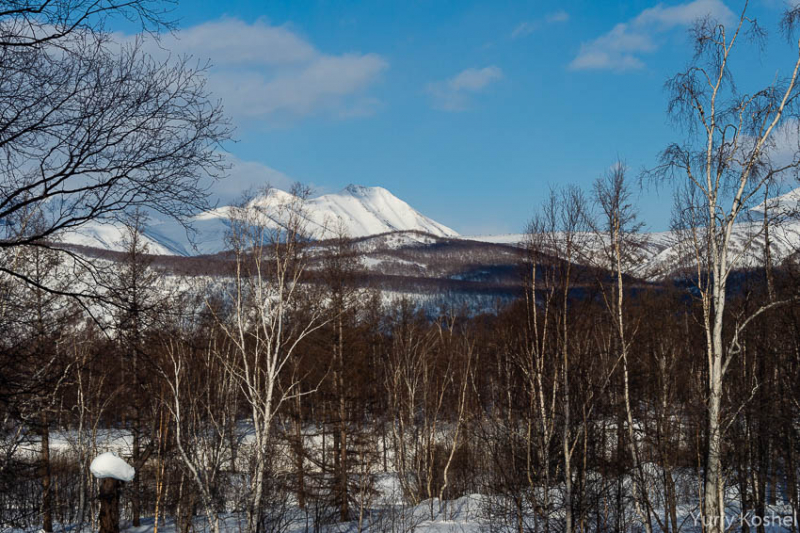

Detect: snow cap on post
90,452,135,482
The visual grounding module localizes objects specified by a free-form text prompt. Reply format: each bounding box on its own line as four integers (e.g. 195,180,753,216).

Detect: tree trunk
336,315,349,522
339,392,348,521
40,412,52,533
294,394,306,510
98,478,121,533
704,358,724,533
562,271,573,533
132,428,141,527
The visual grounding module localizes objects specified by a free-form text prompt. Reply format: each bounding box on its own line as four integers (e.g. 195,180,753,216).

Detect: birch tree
654,4,800,529
161,335,238,533
384,299,435,505
592,165,656,533
209,185,328,533
525,187,590,533
518,210,563,532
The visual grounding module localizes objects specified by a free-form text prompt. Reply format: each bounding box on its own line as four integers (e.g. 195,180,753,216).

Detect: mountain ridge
59,185,459,256
57,184,800,279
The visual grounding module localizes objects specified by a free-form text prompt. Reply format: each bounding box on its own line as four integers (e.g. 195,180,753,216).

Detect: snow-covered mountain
59,185,459,256
58,182,800,278
460,187,800,278
464,220,800,280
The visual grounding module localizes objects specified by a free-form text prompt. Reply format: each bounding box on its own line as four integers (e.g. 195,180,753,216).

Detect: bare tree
552,187,586,533
0,216,79,531
652,4,800,529
106,210,164,526
0,0,175,48
0,5,228,526
319,221,359,522
0,3,230,299
516,210,563,533
383,299,435,505
208,186,328,533
161,334,238,533
592,164,655,533
436,315,475,518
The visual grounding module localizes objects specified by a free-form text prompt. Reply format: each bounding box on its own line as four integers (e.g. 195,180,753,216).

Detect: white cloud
569,0,734,71
136,18,388,123
449,66,503,91
161,18,316,66
761,119,800,177
512,22,540,39
209,53,388,119
426,66,503,112
211,155,296,202
546,10,570,24
512,10,569,39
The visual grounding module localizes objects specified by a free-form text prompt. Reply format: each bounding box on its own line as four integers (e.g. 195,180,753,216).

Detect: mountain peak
342,184,389,197
344,183,365,194
247,187,297,208
64,184,458,256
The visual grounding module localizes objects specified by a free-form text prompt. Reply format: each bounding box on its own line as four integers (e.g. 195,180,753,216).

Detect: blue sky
118,0,797,234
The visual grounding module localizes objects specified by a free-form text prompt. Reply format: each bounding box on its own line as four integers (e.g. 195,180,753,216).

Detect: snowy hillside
463,219,800,280
312,185,457,238
58,185,459,256
58,184,800,277
60,220,177,256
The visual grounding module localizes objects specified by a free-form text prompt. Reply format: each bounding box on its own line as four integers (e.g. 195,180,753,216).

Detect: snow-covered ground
5,422,798,533
106,491,487,533
20,474,796,533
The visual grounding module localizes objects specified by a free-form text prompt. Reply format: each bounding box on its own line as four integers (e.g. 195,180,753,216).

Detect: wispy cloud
511,22,539,39
512,10,570,39
212,154,296,202
569,0,734,72
426,66,503,112
546,10,570,24
135,18,388,124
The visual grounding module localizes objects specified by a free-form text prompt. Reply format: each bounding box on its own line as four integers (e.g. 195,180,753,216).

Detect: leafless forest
3,1,800,533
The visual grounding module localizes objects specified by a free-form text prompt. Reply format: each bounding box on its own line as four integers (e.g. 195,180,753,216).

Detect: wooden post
98,478,121,533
